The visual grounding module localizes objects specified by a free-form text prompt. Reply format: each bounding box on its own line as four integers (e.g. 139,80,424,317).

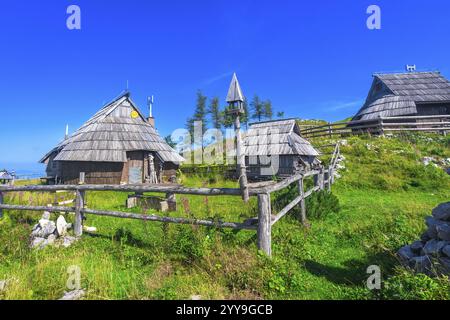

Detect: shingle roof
40,92,184,163
226,73,245,103
353,71,450,121
243,119,319,156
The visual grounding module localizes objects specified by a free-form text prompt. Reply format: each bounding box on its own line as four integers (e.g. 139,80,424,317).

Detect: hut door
127,151,144,184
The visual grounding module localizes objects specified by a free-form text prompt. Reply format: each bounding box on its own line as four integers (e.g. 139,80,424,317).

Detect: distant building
243,119,320,179
352,71,450,121
0,170,14,185
40,92,184,185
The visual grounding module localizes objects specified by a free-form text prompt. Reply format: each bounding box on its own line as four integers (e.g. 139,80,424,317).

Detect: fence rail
300,115,450,139
0,144,341,257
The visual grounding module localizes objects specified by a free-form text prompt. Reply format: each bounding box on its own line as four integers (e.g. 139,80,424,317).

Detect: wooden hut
40,92,184,185
0,170,14,185
243,119,320,179
352,71,450,121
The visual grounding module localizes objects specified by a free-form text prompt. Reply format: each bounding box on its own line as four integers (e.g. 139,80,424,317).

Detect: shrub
305,190,340,220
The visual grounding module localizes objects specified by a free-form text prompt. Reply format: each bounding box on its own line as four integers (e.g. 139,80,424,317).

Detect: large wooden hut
40,92,184,185
352,71,450,121
243,119,320,179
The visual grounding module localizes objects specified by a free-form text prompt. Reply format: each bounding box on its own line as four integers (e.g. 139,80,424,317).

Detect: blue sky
0,0,449,170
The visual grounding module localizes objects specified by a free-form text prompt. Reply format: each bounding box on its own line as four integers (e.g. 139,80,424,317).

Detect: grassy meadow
0,133,449,300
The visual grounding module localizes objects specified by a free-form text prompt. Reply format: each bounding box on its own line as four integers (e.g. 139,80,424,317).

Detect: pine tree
193,90,208,134
276,111,285,118
263,100,273,120
250,95,264,122
241,99,249,128
208,97,222,131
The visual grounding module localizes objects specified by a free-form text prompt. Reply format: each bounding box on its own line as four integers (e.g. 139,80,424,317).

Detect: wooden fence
0,145,341,257
300,115,450,139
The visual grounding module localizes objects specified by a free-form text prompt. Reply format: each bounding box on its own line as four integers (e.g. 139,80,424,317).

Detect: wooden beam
0,191,3,218
257,193,271,256
0,204,75,213
82,208,257,230
74,190,85,237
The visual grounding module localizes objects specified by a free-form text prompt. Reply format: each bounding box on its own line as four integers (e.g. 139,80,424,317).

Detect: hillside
0,133,449,300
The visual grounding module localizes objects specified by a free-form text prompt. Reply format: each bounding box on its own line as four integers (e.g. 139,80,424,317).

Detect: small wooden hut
243,119,320,179
40,92,184,185
352,71,450,121
0,170,15,185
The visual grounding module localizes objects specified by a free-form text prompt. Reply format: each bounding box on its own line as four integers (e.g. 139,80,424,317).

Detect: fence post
327,167,332,192
257,193,271,257
0,191,3,219
298,178,307,225
74,189,85,237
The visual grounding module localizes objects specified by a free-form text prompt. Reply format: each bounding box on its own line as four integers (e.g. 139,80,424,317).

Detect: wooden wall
59,152,179,185
61,161,124,184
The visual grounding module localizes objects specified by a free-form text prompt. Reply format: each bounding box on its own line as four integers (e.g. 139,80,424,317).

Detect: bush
272,185,340,221
305,190,340,220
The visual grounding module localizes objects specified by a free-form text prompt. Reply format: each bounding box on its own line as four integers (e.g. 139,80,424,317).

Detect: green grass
0,133,449,300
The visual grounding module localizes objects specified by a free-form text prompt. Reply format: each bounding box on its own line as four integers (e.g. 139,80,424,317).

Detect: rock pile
30,212,78,249
398,202,450,275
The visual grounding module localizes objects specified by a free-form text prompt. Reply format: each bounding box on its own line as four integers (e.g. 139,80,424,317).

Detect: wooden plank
82,208,257,230
257,193,271,256
271,193,303,225
0,191,3,218
0,204,75,213
74,190,85,237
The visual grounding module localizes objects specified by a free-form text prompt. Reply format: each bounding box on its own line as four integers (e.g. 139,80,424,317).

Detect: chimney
147,95,155,127
406,64,416,72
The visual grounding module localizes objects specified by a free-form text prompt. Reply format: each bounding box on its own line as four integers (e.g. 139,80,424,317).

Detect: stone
398,245,415,264
56,215,68,237
432,202,450,221
30,237,47,249
0,280,7,292
41,221,56,237
62,236,78,248
442,245,450,258
409,255,432,274
437,224,450,241
439,257,450,274
47,234,56,245
425,216,449,238
410,241,424,254
59,289,85,300
83,226,97,232
421,157,435,166
190,295,202,300
41,211,51,220
422,239,447,257
420,232,431,242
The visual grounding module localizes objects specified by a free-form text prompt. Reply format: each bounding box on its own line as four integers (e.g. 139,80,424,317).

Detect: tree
193,90,208,134
263,100,273,120
208,97,222,131
276,111,285,118
241,99,249,128
164,135,176,148
250,95,264,122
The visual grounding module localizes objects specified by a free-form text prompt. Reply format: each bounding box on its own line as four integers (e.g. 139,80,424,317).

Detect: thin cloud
325,99,364,111
201,71,234,86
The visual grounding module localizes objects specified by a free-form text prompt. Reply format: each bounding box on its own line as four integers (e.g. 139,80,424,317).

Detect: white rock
30,237,47,249
83,226,97,233
190,294,202,300
47,234,56,245
59,289,85,300
56,215,68,237
41,211,51,220
0,280,7,292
